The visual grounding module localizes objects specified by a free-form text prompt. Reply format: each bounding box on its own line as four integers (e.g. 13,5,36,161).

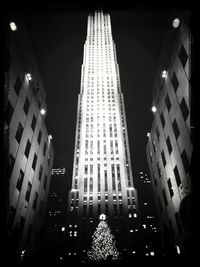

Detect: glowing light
151,106,157,113
99,213,106,220
172,18,180,28
40,108,46,115
147,132,150,137
127,187,134,190
48,134,52,140
176,245,181,254
162,70,167,78
61,227,65,231
26,73,32,81
10,21,17,31
71,188,78,192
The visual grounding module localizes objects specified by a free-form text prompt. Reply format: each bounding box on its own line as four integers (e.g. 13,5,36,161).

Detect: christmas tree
87,214,120,262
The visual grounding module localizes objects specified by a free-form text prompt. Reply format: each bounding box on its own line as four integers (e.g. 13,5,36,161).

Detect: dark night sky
24,7,174,181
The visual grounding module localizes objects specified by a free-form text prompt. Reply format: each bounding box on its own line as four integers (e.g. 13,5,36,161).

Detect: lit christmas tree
87,214,120,261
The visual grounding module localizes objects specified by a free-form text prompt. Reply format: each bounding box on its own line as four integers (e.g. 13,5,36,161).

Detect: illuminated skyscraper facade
67,11,141,256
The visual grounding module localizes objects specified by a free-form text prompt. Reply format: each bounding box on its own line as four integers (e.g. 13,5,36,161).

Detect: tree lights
87,214,119,262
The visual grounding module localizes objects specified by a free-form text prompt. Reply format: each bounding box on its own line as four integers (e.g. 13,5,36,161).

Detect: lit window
10,21,17,31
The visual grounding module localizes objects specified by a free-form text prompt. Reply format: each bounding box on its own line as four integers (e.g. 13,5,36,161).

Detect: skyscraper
67,11,141,257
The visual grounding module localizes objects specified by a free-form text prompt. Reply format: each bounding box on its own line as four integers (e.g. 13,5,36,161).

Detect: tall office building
3,14,54,260
146,13,192,255
67,11,141,257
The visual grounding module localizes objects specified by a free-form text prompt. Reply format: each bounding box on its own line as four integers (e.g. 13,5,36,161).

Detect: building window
32,192,38,210
157,162,161,178
43,142,47,156
181,149,190,174
160,112,165,128
23,97,30,115
173,165,181,187
180,97,189,121
89,177,93,192
32,153,37,170
7,153,15,178
5,101,14,125
171,72,179,92
165,94,172,112
172,119,180,139
105,170,108,192
25,182,32,202
167,178,174,197
24,139,31,158
43,175,47,190
116,164,121,191
15,122,24,144
156,127,160,141
179,44,188,68
152,139,156,153
161,150,166,167
84,178,87,192
14,74,23,96
37,130,42,144
31,115,37,131
16,169,24,191
38,165,43,181
162,189,168,206
166,136,172,155
111,164,116,191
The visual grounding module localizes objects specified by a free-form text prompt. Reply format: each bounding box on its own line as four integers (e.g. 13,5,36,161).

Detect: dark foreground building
146,12,193,256
3,14,54,262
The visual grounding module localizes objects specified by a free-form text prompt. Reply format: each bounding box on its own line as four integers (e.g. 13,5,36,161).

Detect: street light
40,108,46,115
161,70,167,79
26,73,32,81
151,106,157,113
10,21,17,31
172,18,180,28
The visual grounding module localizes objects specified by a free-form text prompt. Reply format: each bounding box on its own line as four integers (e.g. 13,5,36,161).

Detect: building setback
146,13,192,255
3,14,54,259
66,11,141,257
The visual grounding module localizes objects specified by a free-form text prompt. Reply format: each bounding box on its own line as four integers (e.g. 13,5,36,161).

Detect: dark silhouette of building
3,13,54,263
146,11,192,256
